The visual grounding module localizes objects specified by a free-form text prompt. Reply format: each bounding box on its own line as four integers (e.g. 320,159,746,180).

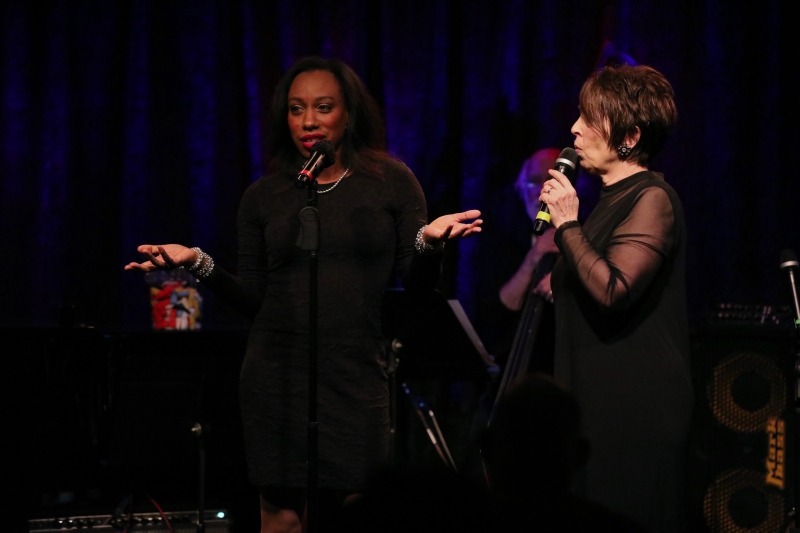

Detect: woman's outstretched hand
124,244,197,272
423,209,483,245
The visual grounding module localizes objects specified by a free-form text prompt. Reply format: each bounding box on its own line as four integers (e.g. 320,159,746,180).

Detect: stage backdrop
1,0,797,343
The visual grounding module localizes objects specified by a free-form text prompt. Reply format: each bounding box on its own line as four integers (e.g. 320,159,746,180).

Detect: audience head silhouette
482,373,589,492
339,464,490,532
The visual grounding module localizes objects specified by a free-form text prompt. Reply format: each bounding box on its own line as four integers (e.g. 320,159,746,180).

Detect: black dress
550,171,694,532
204,159,440,491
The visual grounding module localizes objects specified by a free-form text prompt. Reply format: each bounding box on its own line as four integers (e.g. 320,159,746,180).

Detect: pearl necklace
317,167,350,194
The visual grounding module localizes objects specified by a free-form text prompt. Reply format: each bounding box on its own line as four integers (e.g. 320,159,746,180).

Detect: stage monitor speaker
687,325,796,533
28,509,230,532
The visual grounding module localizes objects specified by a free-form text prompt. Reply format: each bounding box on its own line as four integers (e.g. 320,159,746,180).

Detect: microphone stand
400,381,458,472
191,423,207,533
792,324,800,533
297,181,320,533
781,251,800,532
387,340,401,463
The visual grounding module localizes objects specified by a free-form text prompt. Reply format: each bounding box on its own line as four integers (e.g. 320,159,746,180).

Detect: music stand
381,288,498,464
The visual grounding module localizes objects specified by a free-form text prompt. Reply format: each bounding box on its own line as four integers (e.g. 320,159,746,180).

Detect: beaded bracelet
187,248,204,271
415,225,445,255
187,247,215,279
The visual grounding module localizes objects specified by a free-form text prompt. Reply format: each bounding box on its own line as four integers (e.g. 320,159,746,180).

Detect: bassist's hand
528,226,559,266
533,272,553,303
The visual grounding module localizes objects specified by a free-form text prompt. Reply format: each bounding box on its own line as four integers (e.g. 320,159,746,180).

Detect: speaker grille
702,469,785,533
708,352,786,433
687,329,795,533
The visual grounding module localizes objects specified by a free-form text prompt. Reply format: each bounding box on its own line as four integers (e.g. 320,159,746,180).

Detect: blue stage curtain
0,0,797,335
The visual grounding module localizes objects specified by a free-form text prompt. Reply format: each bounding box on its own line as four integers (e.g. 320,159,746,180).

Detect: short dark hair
578,64,677,167
267,56,388,176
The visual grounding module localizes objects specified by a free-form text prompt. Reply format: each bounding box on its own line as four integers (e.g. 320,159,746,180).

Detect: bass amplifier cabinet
28,510,230,532
687,309,797,533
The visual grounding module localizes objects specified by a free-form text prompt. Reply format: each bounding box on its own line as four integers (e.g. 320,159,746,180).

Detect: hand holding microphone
533,147,580,235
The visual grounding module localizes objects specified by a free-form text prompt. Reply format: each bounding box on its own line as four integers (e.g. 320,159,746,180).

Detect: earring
617,143,632,158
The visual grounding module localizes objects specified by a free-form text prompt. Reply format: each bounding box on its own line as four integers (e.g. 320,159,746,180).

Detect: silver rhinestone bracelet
188,247,215,279
415,225,445,255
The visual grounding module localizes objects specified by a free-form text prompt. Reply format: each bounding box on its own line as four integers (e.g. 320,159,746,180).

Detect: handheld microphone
295,140,336,189
532,147,580,235
779,249,800,330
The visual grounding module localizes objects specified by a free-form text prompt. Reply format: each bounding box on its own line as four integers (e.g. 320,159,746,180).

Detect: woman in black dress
125,56,481,532
538,65,694,532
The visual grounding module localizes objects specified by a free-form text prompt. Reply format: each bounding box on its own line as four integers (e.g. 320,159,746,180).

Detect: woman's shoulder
379,157,422,192
378,157,425,198
637,172,682,206
631,173,686,226
238,173,295,214
380,156,414,176
356,153,415,182
244,172,294,196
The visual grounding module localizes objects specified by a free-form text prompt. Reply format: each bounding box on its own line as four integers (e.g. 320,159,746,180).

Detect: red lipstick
300,134,325,150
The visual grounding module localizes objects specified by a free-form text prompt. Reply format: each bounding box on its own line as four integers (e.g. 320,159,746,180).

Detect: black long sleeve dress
202,159,440,491
550,171,694,532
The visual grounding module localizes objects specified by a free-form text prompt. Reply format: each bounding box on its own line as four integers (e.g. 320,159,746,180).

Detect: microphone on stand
533,147,580,235
779,252,800,533
295,140,336,189
780,249,800,330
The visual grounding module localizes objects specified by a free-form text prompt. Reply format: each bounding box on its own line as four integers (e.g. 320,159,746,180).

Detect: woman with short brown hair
540,64,693,532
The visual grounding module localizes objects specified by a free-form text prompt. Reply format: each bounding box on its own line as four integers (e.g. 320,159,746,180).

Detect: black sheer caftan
550,171,694,532
202,159,440,491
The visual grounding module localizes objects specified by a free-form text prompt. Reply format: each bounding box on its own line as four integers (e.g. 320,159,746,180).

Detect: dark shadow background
2,0,798,531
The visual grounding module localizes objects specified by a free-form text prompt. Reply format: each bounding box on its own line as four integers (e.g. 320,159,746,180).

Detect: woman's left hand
540,169,579,228
423,209,483,245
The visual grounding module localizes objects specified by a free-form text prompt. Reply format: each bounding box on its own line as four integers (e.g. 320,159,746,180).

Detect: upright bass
487,250,558,426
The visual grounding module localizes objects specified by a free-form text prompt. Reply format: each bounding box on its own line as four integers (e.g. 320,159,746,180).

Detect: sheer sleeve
555,186,675,310
200,183,268,320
